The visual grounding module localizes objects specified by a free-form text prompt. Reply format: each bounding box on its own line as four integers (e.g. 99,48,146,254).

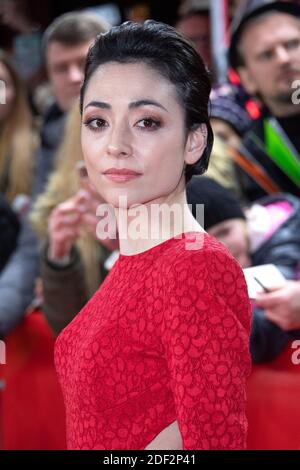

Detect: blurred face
208,219,251,268
0,0,24,30
47,40,92,112
210,118,241,149
0,61,15,122
238,13,300,112
176,14,211,68
81,62,206,208
127,3,150,22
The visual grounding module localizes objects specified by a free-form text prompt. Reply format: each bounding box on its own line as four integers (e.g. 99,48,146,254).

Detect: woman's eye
84,118,108,130
136,118,161,130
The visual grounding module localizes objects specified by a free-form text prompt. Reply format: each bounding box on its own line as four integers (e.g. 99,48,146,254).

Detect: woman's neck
114,189,204,256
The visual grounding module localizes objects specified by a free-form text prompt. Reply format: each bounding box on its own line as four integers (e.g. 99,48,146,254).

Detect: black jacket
250,193,300,363
0,194,20,273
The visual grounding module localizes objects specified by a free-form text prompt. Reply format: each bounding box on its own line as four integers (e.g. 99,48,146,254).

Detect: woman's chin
104,191,142,210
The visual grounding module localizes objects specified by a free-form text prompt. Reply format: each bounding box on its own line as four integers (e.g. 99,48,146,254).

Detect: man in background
229,0,300,201
176,0,211,69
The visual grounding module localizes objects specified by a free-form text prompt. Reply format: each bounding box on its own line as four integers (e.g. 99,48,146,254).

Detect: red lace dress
55,232,251,450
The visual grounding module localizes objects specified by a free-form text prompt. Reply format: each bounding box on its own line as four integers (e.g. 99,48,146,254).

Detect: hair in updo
80,20,214,183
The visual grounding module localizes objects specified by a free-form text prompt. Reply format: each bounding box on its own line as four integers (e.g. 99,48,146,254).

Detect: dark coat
250,193,300,363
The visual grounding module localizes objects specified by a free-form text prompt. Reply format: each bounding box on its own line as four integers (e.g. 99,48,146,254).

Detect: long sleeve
41,245,89,336
161,247,251,450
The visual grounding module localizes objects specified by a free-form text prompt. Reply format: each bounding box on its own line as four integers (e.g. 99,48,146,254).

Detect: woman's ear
184,124,207,165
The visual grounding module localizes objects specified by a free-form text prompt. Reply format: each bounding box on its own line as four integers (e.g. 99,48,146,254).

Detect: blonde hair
0,50,36,203
31,103,104,297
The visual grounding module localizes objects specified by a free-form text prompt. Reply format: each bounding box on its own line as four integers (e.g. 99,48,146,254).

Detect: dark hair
80,20,214,183
42,12,109,57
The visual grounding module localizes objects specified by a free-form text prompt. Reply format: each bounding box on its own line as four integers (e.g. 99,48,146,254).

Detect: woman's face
0,61,15,122
81,62,204,208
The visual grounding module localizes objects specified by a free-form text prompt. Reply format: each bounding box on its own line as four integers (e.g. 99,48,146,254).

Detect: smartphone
243,264,286,299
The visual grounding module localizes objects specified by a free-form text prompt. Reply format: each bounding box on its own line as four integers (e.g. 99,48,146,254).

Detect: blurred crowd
0,0,300,449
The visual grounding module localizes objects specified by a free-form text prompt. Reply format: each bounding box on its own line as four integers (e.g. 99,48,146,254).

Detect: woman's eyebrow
84,101,110,110
84,99,168,112
129,99,168,112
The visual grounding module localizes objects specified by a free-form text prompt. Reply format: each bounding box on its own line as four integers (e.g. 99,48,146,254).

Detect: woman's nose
107,126,132,157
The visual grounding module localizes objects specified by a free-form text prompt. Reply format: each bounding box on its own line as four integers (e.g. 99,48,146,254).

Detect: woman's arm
161,247,251,450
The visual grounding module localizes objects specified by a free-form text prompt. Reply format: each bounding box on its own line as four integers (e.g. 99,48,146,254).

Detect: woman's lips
103,173,141,182
103,168,142,183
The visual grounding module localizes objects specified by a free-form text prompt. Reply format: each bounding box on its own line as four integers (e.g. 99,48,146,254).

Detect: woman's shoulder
158,231,248,302
159,231,240,273
158,231,251,334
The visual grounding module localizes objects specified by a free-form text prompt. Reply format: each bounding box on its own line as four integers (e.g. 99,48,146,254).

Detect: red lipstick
103,168,142,182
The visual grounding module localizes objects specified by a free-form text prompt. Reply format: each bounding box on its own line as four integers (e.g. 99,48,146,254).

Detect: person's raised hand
255,281,300,331
78,175,119,251
48,192,87,262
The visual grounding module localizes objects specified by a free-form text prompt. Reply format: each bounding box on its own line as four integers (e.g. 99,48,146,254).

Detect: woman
0,50,36,205
55,21,251,450
31,109,238,338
